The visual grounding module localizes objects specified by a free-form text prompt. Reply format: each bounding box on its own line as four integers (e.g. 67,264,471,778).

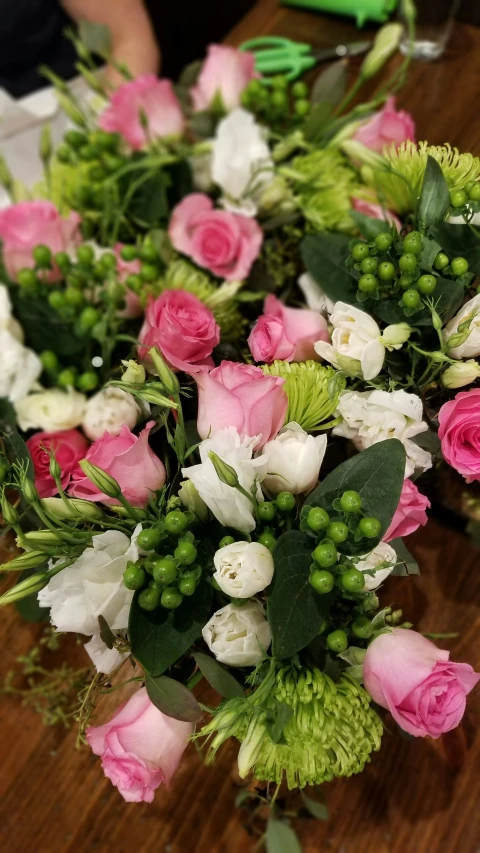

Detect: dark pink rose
248,293,329,363
384,478,430,542
191,44,257,112
138,288,220,373
0,201,81,282
352,96,415,154
99,75,185,150
352,197,402,231
86,687,192,803
438,389,480,482
364,628,479,738
114,243,142,319
69,421,166,507
26,429,89,498
195,360,287,449
168,193,263,281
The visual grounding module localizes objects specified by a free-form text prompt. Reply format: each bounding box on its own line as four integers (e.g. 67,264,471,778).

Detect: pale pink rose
364,628,479,738
86,687,192,803
248,293,329,363
384,478,430,542
69,421,166,507
195,360,287,449
438,389,480,482
26,429,89,499
0,201,81,283
169,193,263,281
99,75,185,150
114,243,142,319
352,96,415,154
138,289,220,373
352,197,402,231
191,44,257,112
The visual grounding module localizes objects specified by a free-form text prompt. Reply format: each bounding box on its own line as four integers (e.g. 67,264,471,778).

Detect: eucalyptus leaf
300,791,329,821
98,615,115,650
417,155,450,228
350,211,390,239
301,102,334,144
310,61,347,107
301,233,357,306
389,537,420,576
266,819,302,853
192,651,244,699
145,673,202,722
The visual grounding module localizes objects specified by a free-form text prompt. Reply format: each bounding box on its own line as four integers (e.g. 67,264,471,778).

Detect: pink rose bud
168,193,263,281
352,96,415,154
138,288,220,373
364,628,480,738
351,197,402,231
195,360,287,450
248,294,329,364
86,687,192,802
98,75,185,150
0,201,81,283
26,429,89,499
438,389,480,482
69,421,166,507
190,44,258,112
383,478,430,542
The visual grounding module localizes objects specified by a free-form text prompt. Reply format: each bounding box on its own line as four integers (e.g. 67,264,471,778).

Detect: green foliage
417,156,451,228
350,210,391,239
390,537,420,576
10,290,86,359
301,232,356,305
266,819,302,853
192,651,244,699
431,222,480,275
145,673,202,722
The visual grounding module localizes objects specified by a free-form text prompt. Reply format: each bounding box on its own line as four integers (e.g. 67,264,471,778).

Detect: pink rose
69,421,166,507
352,197,402,231
26,429,89,499
169,193,263,281
352,96,415,154
438,389,480,482
364,628,479,738
114,243,142,319
0,201,81,283
99,75,185,150
248,293,329,363
86,687,192,803
384,478,430,542
195,360,287,449
138,289,220,373
191,44,257,112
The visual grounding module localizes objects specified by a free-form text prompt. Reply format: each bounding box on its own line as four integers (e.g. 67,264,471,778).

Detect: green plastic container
281,0,397,27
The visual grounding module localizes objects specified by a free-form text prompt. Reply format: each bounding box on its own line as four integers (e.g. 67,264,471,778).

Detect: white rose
298,272,336,317
202,600,272,667
82,386,142,440
0,329,42,403
443,293,480,358
333,388,432,477
213,541,274,598
314,302,386,381
212,108,274,216
441,359,480,389
181,427,267,533
15,386,86,431
262,422,327,495
355,541,397,591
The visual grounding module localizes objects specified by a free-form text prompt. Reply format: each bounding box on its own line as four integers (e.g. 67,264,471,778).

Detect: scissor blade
311,41,372,62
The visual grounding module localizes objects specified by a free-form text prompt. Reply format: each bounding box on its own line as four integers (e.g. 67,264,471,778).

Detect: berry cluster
56,129,126,219
241,77,310,129
449,180,480,210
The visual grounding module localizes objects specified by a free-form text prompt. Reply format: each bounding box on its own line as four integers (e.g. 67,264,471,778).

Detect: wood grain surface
1,4,480,852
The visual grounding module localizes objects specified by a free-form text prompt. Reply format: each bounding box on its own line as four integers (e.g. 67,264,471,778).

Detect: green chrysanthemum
280,149,359,233
261,360,345,431
31,159,91,215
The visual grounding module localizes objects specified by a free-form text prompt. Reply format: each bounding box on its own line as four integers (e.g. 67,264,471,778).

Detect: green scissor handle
240,36,317,83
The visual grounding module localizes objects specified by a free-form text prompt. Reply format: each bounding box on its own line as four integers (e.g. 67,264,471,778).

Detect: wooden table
1,5,480,852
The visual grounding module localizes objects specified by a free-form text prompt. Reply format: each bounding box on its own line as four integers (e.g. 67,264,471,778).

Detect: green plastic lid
281,0,398,26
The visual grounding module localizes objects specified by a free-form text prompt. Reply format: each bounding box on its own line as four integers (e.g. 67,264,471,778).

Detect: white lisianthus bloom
0,330,42,403
297,272,336,317
212,108,274,216
181,427,267,533
443,293,480,358
333,388,432,477
202,600,272,667
314,302,386,381
213,541,274,598
82,386,142,440
15,386,86,431
190,148,214,192
262,422,327,495
0,283,24,340
355,541,397,591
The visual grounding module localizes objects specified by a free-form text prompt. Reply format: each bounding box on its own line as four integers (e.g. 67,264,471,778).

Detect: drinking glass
399,0,461,60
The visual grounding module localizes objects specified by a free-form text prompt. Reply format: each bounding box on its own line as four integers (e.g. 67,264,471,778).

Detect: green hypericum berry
271,90,288,109
17,268,38,289
358,516,381,539
310,569,334,594
326,629,348,653
219,535,235,548
79,306,100,330
152,557,177,585
123,563,146,590
54,251,71,272
161,588,183,609
326,521,349,544
103,154,124,174
275,491,296,513
164,510,188,535
417,274,437,294
76,245,95,266
99,251,117,269
258,501,276,522
358,274,377,293
271,74,288,90
64,287,85,308
138,587,160,610
126,273,142,292
77,371,99,393
140,263,159,282
451,257,469,276
291,81,308,99
399,272,415,290
352,617,373,639
360,256,378,275
65,129,88,149
48,290,66,311
378,261,395,281
468,182,480,200
258,531,277,551
450,188,468,208
341,568,365,593
307,506,330,532
433,252,449,271
40,350,59,373
179,576,197,596
402,231,423,255
351,243,370,262
58,368,77,388
294,99,310,117
174,541,197,566
120,245,138,262
88,165,105,183
402,289,421,309
78,143,99,161
137,528,162,551
312,542,337,568
56,144,73,164
374,232,393,252
33,245,52,267
399,252,417,273
95,130,119,151
340,490,363,513
140,244,159,263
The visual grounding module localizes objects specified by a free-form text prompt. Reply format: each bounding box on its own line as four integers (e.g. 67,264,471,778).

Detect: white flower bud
443,294,480,358
202,600,272,667
441,360,480,389
360,23,403,80
262,422,327,495
121,360,146,385
213,541,274,598
82,387,141,440
381,322,412,348
355,542,397,591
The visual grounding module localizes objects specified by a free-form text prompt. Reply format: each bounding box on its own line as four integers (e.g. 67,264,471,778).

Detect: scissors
239,36,371,83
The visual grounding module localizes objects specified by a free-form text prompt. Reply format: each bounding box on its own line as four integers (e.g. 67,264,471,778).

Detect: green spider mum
261,360,345,431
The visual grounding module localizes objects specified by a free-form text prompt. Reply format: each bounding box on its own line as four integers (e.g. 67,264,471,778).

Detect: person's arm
60,0,160,84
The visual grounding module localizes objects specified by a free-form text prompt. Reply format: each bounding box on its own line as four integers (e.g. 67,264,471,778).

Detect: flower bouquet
0,16,479,845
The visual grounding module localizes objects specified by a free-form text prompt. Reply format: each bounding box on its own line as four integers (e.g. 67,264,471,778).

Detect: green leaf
389,537,420,576
267,531,333,660
129,577,212,676
145,673,202,722
417,155,451,228
301,101,334,144
265,700,294,744
177,59,203,89
431,222,480,275
301,233,357,306
266,819,302,853
301,790,329,821
10,291,86,359
310,61,347,108
374,275,464,327
78,21,112,54
350,211,390,239
98,615,115,650
192,651,244,699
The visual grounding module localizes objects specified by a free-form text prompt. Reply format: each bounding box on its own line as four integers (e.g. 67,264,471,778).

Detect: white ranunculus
355,541,397,591
15,386,86,431
262,422,327,495
181,427,267,533
213,541,274,598
297,272,336,317
0,329,42,403
82,386,142,440
314,302,386,381
443,293,480,358
202,600,272,667
212,108,274,216
333,388,431,477
84,634,129,674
